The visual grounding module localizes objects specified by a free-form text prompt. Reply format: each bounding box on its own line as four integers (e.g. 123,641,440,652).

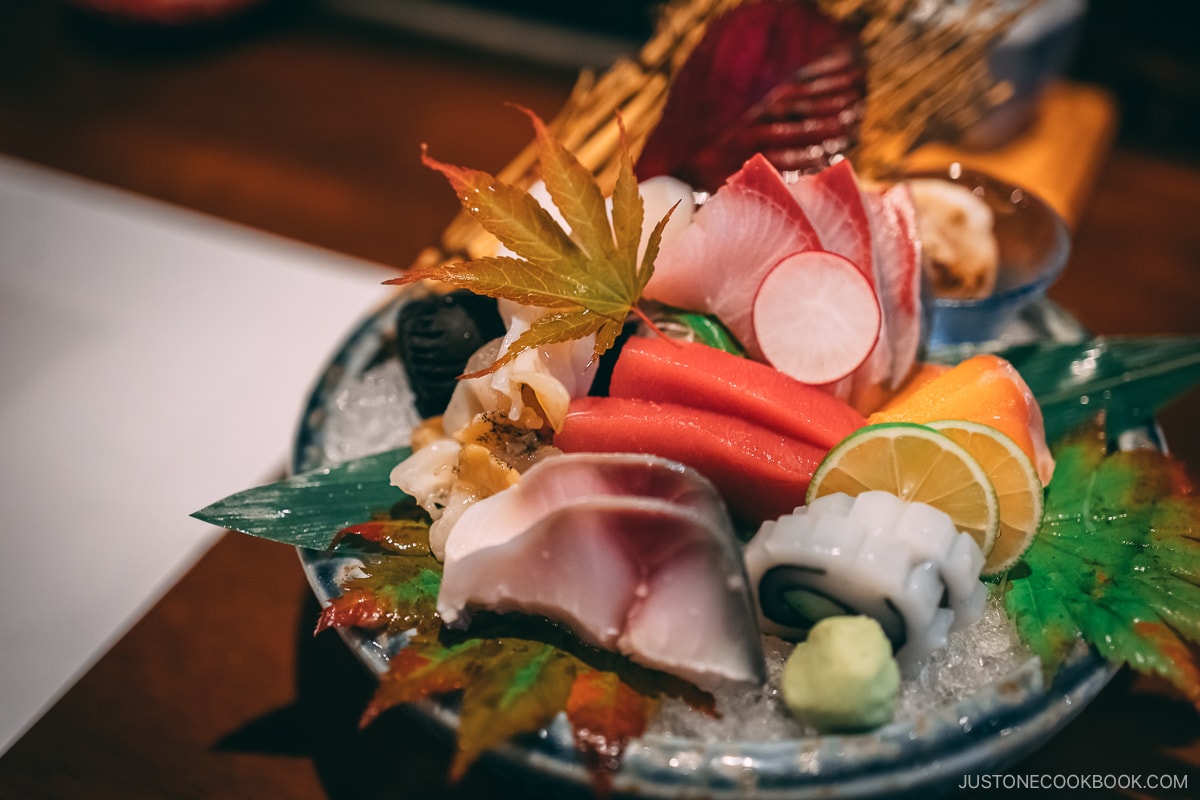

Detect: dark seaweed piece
396,291,507,417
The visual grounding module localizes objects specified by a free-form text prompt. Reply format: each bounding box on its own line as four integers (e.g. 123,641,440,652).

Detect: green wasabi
780,615,900,732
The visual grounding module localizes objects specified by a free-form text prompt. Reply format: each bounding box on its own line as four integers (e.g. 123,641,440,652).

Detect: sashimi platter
195,0,1200,796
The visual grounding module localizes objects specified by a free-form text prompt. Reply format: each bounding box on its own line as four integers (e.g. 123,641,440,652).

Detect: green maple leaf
388,107,673,376
314,538,442,639
321,520,687,784
1004,421,1200,708
360,638,578,781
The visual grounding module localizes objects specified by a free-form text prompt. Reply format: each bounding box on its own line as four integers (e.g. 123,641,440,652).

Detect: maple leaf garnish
1005,419,1200,709
386,107,674,377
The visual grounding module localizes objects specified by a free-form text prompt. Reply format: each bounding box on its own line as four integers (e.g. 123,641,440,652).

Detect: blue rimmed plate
291,286,1115,799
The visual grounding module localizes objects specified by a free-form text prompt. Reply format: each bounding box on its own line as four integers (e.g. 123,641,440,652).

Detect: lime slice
807,422,999,555
926,419,1044,575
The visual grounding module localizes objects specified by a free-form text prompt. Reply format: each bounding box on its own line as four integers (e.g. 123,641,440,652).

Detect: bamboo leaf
190,448,410,550
1002,336,1200,444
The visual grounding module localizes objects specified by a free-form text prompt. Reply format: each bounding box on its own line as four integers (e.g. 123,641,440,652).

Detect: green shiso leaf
190,447,410,550
1000,335,1200,443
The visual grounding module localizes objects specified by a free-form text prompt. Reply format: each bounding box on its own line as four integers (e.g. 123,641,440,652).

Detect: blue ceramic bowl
291,287,1113,799
916,165,1071,352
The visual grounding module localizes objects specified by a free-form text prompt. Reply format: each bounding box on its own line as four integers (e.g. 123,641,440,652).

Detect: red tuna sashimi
643,154,821,359
609,336,865,449
556,396,824,522
861,182,923,408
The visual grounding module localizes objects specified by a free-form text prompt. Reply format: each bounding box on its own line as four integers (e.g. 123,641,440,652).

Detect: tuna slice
438,453,766,690
643,153,821,360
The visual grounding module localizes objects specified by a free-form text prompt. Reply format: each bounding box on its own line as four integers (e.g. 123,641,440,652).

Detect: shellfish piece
438,453,765,690
743,491,986,673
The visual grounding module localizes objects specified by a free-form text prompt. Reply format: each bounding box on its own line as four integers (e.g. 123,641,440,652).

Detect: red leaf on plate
567,667,657,795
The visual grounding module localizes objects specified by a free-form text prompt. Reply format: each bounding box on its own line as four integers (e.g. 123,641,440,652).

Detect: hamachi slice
556,396,825,522
787,159,874,279
437,453,765,689
643,154,822,359
869,354,1055,485
787,160,886,407
609,336,865,450
858,183,923,410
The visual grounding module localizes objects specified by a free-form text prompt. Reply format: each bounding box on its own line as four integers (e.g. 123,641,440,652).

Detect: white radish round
752,250,881,385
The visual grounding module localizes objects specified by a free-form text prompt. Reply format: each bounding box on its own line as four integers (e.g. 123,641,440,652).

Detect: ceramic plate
292,288,1114,798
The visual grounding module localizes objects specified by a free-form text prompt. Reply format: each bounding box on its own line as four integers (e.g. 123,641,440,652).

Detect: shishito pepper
608,336,865,450
555,396,824,523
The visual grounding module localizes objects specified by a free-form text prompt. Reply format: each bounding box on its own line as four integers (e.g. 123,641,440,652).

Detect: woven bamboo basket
416,0,1031,272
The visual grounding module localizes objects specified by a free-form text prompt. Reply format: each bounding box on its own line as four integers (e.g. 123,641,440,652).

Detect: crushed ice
648,595,1031,740
321,360,422,464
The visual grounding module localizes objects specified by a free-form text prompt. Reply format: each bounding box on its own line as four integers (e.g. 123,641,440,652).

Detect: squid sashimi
438,453,765,689
743,491,986,674
556,396,825,522
608,336,865,450
643,153,822,359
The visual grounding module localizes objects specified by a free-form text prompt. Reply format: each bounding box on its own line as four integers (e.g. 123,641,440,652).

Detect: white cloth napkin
0,154,396,754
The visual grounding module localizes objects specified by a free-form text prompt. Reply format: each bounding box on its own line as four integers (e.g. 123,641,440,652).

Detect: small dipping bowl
912,164,1071,351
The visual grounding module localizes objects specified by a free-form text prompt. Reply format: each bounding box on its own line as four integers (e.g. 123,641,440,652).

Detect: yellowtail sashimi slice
438,453,765,690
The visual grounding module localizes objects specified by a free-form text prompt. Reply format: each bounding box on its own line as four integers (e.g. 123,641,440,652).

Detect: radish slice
752,250,881,385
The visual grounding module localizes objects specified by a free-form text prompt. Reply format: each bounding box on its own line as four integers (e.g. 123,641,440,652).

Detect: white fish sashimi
438,453,765,689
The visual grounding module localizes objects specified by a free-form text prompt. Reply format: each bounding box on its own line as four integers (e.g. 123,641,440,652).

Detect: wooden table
1,3,1197,798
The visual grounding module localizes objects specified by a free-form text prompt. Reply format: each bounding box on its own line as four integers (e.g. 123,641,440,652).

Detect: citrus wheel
807,422,999,555
926,419,1044,575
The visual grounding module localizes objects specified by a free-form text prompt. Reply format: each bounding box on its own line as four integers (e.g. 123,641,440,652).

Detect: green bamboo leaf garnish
1001,335,1200,444
387,107,673,377
190,448,410,550
1005,420,1200,708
